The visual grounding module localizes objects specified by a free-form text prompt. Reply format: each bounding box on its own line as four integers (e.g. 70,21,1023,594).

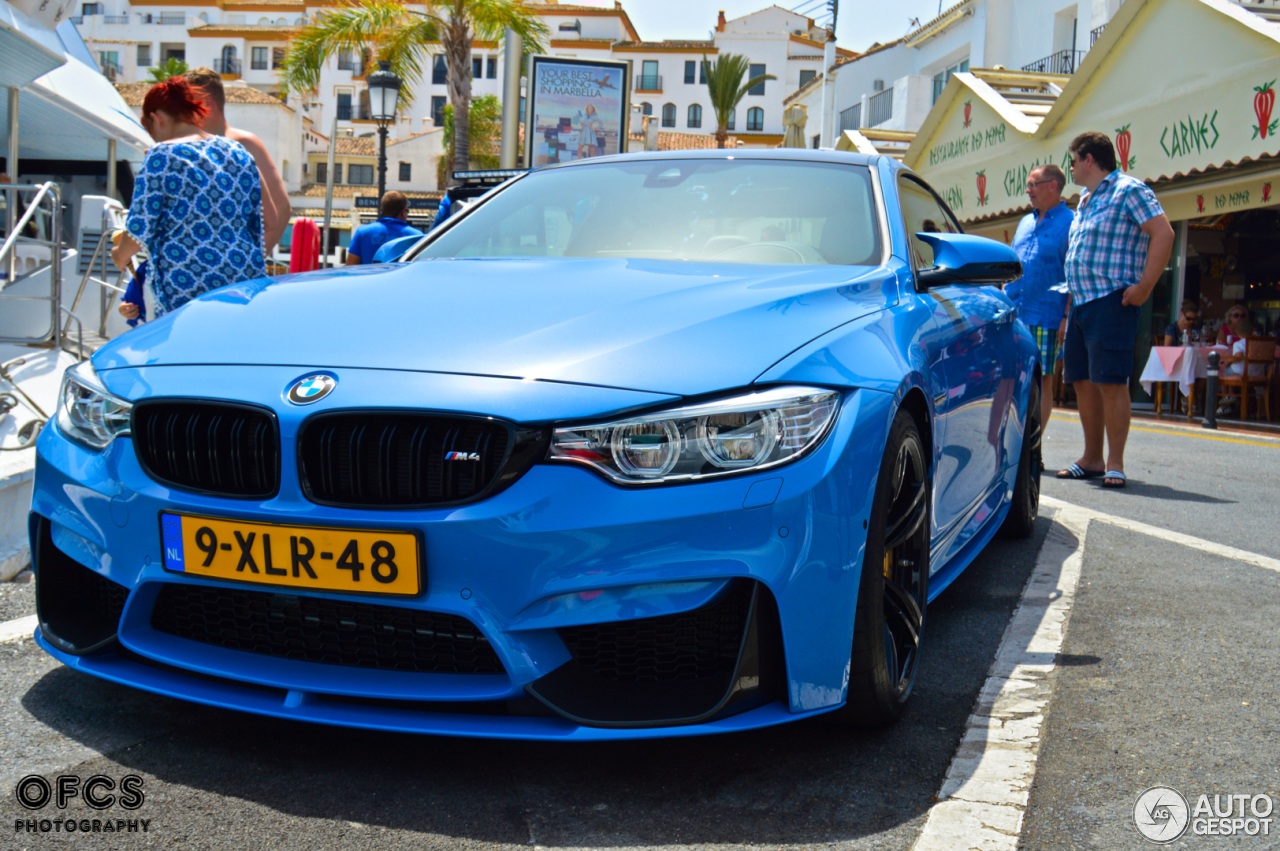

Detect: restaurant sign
908,0,1280,222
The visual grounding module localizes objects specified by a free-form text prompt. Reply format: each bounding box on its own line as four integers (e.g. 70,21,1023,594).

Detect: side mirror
913,232,1022,288
372,235,422,264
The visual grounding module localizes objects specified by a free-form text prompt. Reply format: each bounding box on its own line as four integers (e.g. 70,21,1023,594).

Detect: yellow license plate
160,513,422,596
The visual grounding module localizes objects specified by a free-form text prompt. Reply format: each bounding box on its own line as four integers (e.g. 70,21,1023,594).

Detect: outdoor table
1139,345,1230,420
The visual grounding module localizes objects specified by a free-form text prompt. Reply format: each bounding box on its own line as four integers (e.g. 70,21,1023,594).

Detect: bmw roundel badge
287,374,337,405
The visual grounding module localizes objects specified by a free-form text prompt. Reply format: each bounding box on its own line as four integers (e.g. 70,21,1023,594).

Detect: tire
998,374,1042,539
836,409,930,727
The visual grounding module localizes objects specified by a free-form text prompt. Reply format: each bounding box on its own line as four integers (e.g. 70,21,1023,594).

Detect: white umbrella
781,103,808,148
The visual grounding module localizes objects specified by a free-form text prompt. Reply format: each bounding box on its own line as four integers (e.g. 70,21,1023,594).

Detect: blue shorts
1062,288,1140,385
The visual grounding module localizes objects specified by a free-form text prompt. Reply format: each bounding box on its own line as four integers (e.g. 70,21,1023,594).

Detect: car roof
533,147,893,172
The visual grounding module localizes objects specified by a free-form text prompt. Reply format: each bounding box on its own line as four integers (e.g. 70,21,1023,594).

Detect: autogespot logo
286,374,337,405
1134,786,1190,843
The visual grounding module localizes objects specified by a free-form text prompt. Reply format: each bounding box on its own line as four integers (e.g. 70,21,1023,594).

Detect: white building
787,0,1122,142
74,1,856,151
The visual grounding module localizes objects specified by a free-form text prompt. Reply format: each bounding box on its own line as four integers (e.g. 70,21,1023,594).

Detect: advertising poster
526,56,630,168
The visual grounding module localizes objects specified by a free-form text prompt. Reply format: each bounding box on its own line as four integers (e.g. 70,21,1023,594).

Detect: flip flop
1056,463,1104,480
1102,470,1127,488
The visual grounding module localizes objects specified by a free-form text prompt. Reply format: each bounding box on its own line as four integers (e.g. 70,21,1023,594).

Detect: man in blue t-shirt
1005,163,1073,429
346,191,423,264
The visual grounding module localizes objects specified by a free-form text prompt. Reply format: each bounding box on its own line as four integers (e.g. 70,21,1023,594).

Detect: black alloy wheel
838,410,930,727
998,374,1042,539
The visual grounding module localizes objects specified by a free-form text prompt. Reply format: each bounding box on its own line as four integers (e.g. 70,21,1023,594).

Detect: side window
899,177,960,270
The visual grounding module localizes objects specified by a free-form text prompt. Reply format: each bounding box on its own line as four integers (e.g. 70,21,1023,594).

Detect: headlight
548,386,840,484
56,360,132,450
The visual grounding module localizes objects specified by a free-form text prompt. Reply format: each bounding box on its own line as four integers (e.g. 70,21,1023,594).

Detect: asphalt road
0,410,1275,849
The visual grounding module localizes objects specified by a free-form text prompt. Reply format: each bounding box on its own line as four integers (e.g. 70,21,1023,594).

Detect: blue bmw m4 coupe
32,150,1040,740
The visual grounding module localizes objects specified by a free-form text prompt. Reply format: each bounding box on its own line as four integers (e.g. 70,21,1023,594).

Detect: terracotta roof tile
334,136,376,156
115,81,292,109
612,40,716,50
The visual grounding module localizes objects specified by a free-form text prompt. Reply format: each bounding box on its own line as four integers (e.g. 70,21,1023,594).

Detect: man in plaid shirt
1057,131,1174,489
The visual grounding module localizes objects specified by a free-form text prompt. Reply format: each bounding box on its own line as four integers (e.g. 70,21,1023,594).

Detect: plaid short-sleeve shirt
1065,170,1165,305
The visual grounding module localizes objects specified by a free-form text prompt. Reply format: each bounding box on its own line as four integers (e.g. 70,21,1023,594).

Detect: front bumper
30,366,895,739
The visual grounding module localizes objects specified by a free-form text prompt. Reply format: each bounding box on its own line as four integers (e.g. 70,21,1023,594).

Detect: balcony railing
635,74,662,91
839,103,861,132
336,104,352,120
157,14,185,24
1090,24,1106,46
102,15,128,23
1022,49,1087,74
867,87,893,127
69,16,83,24
213,58,242,75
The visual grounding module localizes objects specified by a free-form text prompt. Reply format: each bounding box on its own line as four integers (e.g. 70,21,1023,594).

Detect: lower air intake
527,580,785,728
151,584,505,675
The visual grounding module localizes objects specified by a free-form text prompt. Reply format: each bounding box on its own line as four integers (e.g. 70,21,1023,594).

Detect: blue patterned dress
126,136,266,316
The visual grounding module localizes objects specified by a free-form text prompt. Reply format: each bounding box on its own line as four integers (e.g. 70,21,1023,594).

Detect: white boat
0,0,152,578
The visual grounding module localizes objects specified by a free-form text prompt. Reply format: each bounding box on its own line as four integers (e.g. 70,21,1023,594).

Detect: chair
1216,336,1277,422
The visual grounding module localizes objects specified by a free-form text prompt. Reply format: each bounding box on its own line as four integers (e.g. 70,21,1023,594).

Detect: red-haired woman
112,76,266,317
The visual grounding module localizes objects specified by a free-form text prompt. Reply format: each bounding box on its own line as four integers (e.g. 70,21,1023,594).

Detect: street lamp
366,60,402,203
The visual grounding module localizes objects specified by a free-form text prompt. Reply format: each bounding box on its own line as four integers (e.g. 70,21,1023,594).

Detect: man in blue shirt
1006,164,1073,430
346,191,423,264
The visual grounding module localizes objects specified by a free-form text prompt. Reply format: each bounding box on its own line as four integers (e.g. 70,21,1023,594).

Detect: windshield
417,158,882,267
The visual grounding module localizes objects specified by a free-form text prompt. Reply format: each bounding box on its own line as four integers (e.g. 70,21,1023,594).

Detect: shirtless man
184,68,290,252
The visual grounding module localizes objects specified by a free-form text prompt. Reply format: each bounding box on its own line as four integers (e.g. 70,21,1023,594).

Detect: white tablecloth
1139,346,1230,395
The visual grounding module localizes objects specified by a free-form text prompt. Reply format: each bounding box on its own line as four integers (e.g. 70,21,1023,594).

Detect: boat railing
0,182,62,349
66,215,128,340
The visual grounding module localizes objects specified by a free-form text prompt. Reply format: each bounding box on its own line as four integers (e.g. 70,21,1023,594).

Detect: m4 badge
445,451,481,461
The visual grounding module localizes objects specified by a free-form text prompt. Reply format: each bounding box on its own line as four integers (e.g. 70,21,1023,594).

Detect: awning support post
106,138,117,203
6,86,18,283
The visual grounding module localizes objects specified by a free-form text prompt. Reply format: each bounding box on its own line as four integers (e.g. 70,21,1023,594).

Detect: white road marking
0,613,37,644
912,503,1091,851
914,496,1277,850
1041,495,1280,573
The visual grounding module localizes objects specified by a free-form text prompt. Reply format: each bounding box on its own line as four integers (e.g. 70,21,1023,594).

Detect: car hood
96,258,895,396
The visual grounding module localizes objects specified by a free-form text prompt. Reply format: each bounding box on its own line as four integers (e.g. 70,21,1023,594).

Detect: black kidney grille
151,584,504,675
133,402,278,498
299,413,511,506
557,581,752,683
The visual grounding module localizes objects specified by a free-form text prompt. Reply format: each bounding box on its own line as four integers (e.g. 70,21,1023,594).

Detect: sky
567,0,947,54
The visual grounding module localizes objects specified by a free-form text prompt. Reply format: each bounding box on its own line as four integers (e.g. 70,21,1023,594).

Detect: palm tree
147,57,189,83
280,0,547,183
437,94,501,187
702,53,776,148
